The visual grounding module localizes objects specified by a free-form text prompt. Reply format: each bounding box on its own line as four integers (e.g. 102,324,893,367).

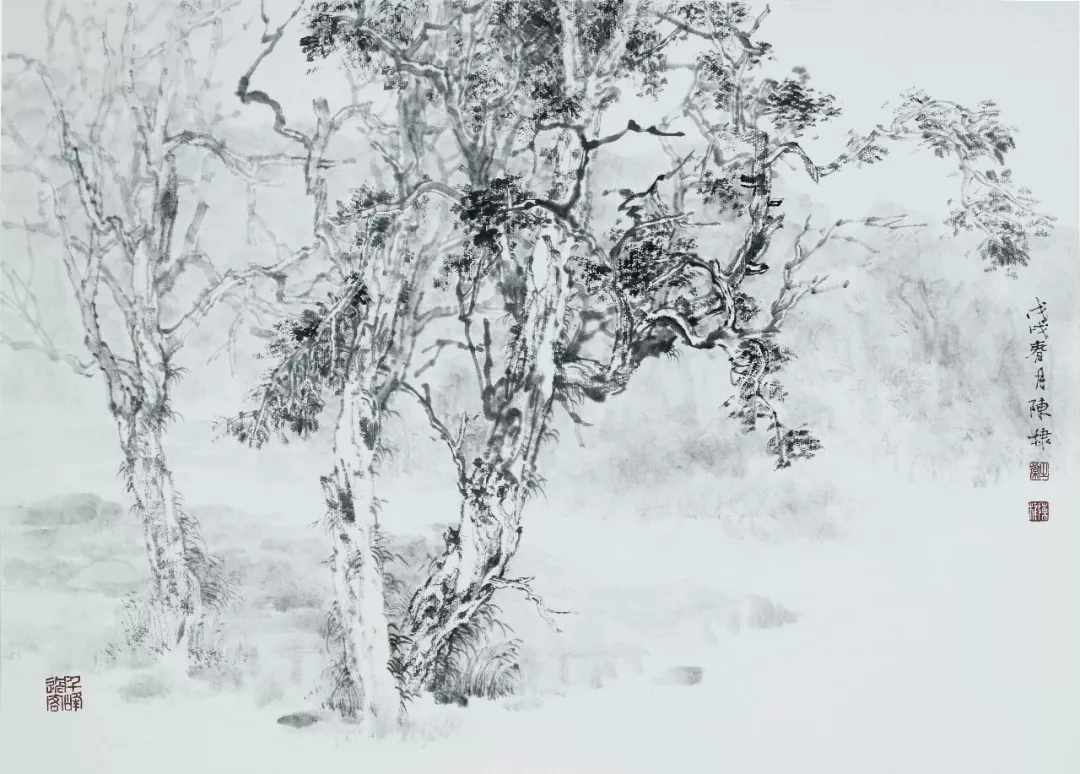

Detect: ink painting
1,1,1077,772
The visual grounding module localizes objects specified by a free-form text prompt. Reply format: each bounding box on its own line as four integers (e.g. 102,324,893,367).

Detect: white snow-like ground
1,476,1077,774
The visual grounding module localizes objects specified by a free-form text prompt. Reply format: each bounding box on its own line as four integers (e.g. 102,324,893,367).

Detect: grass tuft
427,601,523,703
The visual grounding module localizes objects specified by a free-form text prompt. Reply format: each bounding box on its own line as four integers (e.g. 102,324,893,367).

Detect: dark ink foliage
944,168,1053,272
495,0,585,122
301,2,363,62
697,170,749,218
839,129,891,167
762,71,842,135
455,176,536,256
767,427,824,470
620,235,674,299
301,1,423,70
732,292,761,330
672,1,758,39
333,186,403,248
335,185,396,221
224,277,372,448
488,0,672,124
722,339,813,469
907,92,1015,163
619,13,671,97
438,177,546,296
868,92,1059,271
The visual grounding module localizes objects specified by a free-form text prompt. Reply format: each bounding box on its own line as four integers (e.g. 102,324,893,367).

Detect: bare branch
490,576,573,632
234,1,310,149
754,215,920,336
413,338,476,379
162,242,318,346
163,130,353,181
0,261,97,377
206,296,275,374
401,381,470,483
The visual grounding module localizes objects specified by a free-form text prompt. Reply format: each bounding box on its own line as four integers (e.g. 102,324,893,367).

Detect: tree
225,1,476,732
298,0,693,700
280,0,1053,713
0,1,325,655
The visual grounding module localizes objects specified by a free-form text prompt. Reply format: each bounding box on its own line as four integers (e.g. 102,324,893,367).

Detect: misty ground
2,228,1077,772
1,462,1076,774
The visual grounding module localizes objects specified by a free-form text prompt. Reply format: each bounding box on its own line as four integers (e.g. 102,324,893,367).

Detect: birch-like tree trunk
319,332,405,733
94,311,223,645
118,406,199,626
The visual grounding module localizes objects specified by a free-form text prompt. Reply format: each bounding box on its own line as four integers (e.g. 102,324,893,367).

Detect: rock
118,672,172,702
277,711,323,728
655,665,704,686
433,689,468,707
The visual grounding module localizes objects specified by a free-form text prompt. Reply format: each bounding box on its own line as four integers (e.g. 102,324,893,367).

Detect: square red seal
1028,501,1050,522
45,675,83,712
1029,462,1050,481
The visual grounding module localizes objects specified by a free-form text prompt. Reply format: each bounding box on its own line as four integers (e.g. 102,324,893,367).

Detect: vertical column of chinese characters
1027,298,1051,523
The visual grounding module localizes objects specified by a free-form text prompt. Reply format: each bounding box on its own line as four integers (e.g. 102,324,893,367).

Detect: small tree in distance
0,1,336,661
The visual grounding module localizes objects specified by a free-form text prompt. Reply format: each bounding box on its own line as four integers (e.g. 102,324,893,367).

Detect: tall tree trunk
113,364,226,656
401,227,571,695
119,409,199,625
99,315,225,655
400,464,525,695
321,359,401,736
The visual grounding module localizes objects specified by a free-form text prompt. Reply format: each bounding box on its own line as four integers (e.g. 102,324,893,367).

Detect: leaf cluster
762,71,842,136
225,277,372,448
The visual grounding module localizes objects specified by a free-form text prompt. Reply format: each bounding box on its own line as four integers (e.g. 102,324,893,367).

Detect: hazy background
2,0,1076,520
